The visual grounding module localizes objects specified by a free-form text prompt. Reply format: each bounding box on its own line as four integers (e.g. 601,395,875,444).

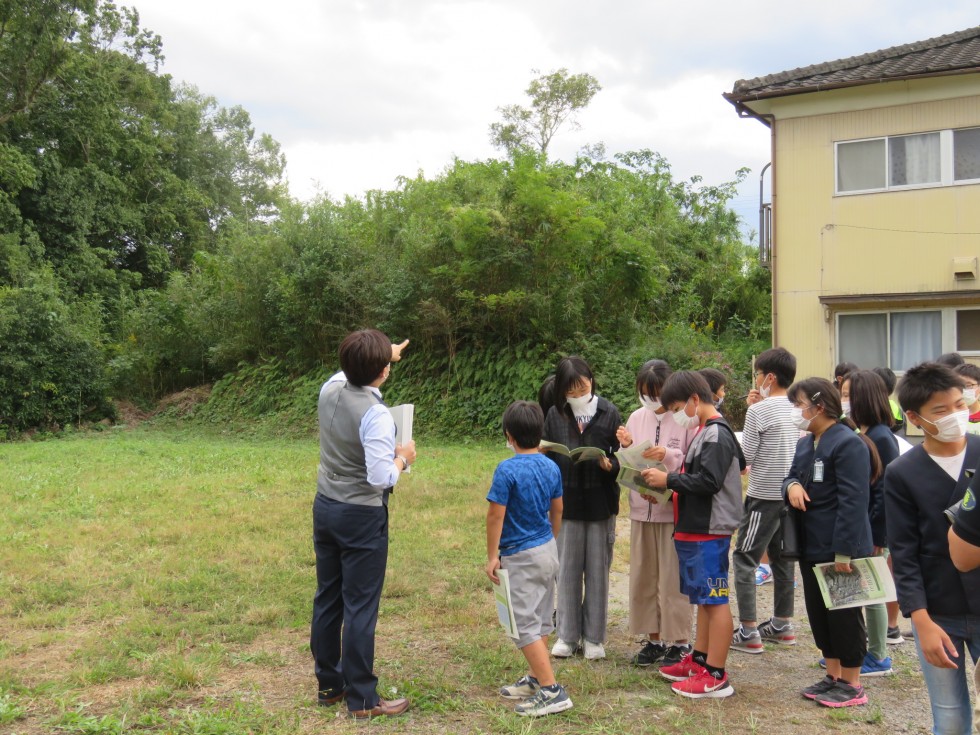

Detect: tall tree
490,69,601,157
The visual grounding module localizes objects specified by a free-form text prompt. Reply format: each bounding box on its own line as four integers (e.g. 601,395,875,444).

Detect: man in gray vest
311,330,416,719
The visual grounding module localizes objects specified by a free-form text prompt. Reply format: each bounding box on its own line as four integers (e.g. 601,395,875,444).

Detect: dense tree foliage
0,3,769,437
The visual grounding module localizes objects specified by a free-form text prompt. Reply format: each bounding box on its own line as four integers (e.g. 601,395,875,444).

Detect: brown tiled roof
726,25,980,102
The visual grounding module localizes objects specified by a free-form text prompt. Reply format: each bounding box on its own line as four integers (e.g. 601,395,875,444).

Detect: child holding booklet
543,356,622,660
616,360,695,668
485,401,571,717
641,371,745,699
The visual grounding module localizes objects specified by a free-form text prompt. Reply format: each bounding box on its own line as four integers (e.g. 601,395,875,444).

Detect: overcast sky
130,1,979,235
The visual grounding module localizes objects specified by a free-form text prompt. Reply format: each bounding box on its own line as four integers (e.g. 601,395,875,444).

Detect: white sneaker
551,639,578,658
583,641,605,660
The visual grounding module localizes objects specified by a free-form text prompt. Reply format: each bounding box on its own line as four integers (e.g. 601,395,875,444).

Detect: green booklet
813,556,897,610
539,440,608,463
614,441,672,504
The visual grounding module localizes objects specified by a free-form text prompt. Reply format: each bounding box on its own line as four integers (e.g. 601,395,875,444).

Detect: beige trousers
629,520,694,641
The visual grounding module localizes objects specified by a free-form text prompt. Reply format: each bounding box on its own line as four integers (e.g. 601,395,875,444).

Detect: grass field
0,428,931,734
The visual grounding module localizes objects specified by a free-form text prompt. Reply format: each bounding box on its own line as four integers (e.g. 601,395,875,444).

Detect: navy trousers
310,492,389,711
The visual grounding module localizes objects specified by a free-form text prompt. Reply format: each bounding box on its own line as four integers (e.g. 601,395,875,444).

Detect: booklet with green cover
539,440,608,463
614,441,672,504
813,556,897,610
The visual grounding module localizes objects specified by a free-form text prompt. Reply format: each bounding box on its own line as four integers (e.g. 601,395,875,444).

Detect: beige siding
768,90,980,379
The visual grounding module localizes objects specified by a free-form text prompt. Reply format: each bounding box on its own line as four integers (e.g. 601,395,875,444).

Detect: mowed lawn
0,429,923,734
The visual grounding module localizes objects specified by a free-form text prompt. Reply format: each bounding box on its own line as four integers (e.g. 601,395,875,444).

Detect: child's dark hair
845,370,894,429
502,401,545,449
636,359,671,399
954,363,980,386
834,361,859,383
788,377,883,483
871,366,897,394
897,362,965,414
699,368,727,394
660,370,713,408
756,347,797,388
937,352,965,368
554,356,595,414
537,374,556,416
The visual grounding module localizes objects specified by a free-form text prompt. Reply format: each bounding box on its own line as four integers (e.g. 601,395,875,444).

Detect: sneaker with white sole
758,618,796,645
551,639,578,658
671,670,735,699
514,684,573,717
755,564,773,585
632,640,668,667
860,652,893,677
583,641,605,660
886,626,905,645
731,626,764,654
814,680,867,708
499,675,540,700
661,643,692,667
659,652,706,682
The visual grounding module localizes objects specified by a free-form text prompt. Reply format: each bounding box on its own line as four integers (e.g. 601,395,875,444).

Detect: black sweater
543,396,622,521
884,434,980,618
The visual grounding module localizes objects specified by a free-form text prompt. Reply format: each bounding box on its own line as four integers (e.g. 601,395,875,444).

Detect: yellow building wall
765,89,980,379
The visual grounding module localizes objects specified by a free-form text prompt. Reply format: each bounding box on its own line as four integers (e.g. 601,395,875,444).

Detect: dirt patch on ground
153,385,212,418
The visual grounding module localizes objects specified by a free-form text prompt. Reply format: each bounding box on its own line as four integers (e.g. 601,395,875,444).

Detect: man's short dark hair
897,362,964,413
339,329,391,387
937,352,966,368
503,401,544,449
846,370,894,429
699,368,727,394
872,366,897,394
954,363,980,384
660,371,713,409
756,348,797,388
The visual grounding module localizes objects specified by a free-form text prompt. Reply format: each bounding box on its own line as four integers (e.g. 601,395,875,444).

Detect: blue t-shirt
487,453,563,556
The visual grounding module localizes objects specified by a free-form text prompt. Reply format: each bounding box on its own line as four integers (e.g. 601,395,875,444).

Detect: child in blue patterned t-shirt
486,401,571,718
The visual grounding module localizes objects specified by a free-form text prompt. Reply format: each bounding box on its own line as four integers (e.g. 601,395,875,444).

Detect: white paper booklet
387,404,414,472
492,568,519,639
813,556,898,610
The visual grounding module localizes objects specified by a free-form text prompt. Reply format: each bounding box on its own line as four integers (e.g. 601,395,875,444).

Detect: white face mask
964,388,978,406
790,406,812,432
639,394,662,413
758,374,772,399
671,399,700,429
918,410,969,443
841,400,851,417
566,393,593,412
714,397,724,409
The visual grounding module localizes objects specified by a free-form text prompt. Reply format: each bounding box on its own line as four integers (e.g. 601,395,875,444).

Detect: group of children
483,350,980,731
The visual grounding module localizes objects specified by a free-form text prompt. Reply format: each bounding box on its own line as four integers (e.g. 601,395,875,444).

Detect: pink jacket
624,407,695,522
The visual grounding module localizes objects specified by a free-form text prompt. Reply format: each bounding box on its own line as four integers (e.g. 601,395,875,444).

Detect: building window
836,127,980,194
957,309,980,351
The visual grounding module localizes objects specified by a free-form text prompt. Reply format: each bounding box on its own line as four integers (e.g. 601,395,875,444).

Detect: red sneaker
659,653,705,682
671,670,735,699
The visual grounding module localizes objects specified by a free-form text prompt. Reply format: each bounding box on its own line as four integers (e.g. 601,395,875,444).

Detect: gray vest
316,381,388,506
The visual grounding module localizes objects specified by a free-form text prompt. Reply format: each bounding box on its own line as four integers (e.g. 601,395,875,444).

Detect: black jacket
781,422,873,562
865,423,899,548
667,416,745,536
884,434,980,618
543,396,622,521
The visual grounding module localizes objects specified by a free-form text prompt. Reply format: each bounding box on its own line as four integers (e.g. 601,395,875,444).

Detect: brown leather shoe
348,697,410,720
317,688,345,706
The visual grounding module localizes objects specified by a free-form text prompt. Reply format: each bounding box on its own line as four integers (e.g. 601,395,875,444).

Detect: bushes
0,274,112,435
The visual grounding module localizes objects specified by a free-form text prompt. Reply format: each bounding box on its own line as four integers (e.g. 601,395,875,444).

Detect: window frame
835,306,979,372
835,126,980,196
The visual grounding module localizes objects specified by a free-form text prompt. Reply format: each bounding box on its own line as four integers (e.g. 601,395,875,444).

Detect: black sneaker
886,626,905,645
802,675,837,700
661,643,693,667
632,641,668,667
814,681,868,708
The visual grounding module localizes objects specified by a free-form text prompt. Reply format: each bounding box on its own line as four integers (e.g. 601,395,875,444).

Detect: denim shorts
675,537,731,605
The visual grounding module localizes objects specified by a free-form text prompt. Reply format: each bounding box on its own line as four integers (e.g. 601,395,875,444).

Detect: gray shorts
500,538,559,649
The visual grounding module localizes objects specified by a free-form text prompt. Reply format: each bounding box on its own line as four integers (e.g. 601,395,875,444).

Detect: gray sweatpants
556,517,615,645
733,496,795,623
